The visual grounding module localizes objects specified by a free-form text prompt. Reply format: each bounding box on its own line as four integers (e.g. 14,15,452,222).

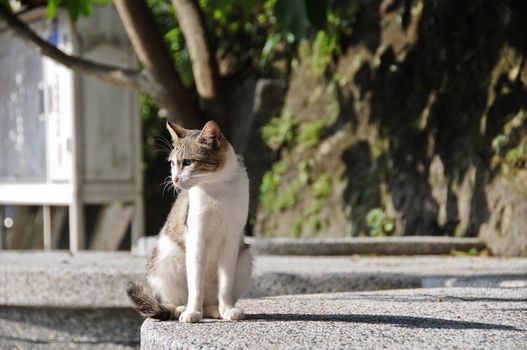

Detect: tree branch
171,0,227,131
0,4,150,92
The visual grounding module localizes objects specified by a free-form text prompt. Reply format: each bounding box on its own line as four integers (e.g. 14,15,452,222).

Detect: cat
127,120,252,323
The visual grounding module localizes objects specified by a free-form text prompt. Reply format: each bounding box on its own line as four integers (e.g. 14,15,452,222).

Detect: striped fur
126,281,176,320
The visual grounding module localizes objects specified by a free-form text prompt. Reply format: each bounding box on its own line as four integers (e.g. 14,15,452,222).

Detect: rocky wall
254,0,527,256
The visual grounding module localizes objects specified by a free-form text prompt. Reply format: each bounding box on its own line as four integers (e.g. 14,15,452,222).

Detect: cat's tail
126,281,176,320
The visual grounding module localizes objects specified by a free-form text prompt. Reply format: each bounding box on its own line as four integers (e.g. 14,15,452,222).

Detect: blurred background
0,0,526,256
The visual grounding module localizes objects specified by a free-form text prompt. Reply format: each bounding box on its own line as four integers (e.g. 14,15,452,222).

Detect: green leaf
80,0,93,17
64,0,81,21
47,0,58,19
56,0,97,21
296,119,326,148
383,222,394,233
45,0,108,21
304,0,327,30
261,113,296,150
313,174,333,198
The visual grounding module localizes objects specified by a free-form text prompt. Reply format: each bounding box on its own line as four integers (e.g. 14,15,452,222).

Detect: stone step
141,287,527,349
1,251,526,348
1,252,526,307
249,255,527,297
0,252,144,349
247,236,486,256
0,252,142,307
133,236,487,257
0,307,141,350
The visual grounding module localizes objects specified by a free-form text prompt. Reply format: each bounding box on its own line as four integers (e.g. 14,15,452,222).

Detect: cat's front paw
220,307,245,321
179,310,202,323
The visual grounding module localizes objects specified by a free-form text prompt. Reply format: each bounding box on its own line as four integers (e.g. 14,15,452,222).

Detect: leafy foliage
312,174,333,198
46,0,109,20
490,111,527,170
505,145,526,168
261,112,296,150
366,208,395,237
147,0,357,83
259,158,290,211
296,119,327,148
311,30,340,73
261,160,309,213
43,0,359,104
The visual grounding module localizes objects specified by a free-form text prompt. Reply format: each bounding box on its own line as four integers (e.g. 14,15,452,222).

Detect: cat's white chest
187,175,248,238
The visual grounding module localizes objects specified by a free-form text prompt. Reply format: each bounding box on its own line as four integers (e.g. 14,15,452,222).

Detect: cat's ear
166,121,188,141
198,121,221,146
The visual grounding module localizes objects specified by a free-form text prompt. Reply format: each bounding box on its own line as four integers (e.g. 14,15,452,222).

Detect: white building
0,4,143,251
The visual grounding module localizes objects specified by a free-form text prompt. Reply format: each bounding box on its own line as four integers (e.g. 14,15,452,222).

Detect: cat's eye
169,160,175,166
182,159,192,167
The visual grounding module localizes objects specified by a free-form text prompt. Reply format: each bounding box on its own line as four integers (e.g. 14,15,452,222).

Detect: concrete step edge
246,236,486,256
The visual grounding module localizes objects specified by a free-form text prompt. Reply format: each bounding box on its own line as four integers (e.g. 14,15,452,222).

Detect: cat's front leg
180,225,205,323
217,240,244,320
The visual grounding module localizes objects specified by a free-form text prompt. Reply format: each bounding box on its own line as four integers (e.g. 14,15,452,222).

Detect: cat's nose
173,176,180,184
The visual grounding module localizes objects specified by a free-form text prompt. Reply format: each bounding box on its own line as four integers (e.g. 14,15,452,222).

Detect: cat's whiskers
160,176,171,184
161,182,172,197
160,176,174,197
154,137,174,156
154,147,171,155
157,136,173,150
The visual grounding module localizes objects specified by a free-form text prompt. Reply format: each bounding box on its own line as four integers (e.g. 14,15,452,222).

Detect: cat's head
166,120,227,190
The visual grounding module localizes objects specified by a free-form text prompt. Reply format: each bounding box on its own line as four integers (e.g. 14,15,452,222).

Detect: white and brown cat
128,121,251,323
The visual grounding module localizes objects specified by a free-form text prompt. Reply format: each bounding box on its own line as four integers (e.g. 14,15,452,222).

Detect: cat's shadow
244,313,521,331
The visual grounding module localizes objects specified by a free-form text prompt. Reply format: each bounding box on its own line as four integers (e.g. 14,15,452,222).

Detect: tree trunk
171,0,227,132
114,0,201,128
